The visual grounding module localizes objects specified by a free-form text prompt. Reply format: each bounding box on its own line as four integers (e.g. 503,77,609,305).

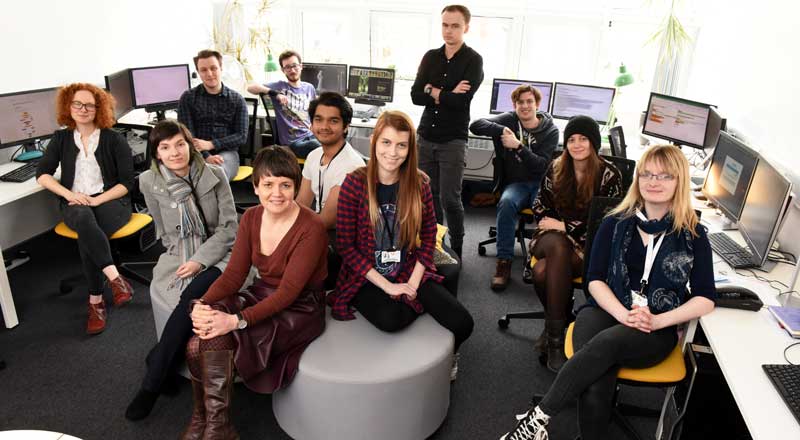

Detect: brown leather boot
110,274,134,307
86,299,107,335
545,319,568,373
201,350,238,440
180,379,206,440
491,259,512,291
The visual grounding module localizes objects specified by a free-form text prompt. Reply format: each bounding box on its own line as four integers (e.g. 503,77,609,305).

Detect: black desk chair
258,94,285,147
608,126,628,159
603,155,636,192
242,97,260,163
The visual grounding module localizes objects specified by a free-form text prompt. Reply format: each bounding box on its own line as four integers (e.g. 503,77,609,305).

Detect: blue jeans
289,134,321,159
496,181,540,260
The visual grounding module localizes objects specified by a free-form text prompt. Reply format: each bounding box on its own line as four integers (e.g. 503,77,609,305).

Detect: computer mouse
361,118,369,123
714,285,763,311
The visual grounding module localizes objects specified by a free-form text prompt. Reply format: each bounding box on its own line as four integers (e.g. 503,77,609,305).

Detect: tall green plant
646,0,693,94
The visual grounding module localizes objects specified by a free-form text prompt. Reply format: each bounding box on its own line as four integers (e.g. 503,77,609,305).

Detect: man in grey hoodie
470,84,559,291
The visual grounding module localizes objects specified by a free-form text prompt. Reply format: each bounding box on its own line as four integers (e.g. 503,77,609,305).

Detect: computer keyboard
763,364,800,426
0,161,38,183
708,232,756,268
353,110,375,120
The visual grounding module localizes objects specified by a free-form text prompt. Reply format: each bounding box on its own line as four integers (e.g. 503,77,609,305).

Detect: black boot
545,319,567,373
125,388,159,421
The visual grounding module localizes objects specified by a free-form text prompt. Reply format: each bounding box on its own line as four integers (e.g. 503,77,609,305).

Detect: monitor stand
714,210,738,231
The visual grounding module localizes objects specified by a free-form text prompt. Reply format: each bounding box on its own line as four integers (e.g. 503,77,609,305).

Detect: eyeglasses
282,63,302,71
638,172,675,182
71,101,97,112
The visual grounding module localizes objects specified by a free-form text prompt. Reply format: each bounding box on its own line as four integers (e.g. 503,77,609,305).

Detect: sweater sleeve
190,167,239,268
111,131,135,192
689,226,717,301
202,207,256,304
413,180,437,270
586,217,617,283
36,130,64,178
532,166,558,222
240,214,328,324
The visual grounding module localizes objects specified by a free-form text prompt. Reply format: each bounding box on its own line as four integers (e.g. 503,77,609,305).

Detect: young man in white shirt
296,92,365,288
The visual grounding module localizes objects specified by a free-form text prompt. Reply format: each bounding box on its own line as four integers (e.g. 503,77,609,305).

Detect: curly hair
56,83,116,130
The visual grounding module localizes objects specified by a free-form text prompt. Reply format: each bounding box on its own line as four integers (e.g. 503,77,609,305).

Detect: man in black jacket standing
470,84,559,290
411,4,483,258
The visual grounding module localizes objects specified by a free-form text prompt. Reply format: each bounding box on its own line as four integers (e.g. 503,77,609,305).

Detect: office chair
497,196,623,330
608,126,628,159
602,155,636,192
564,321,699,440
242,97,260,163
55,213,155,294
258,94,284,147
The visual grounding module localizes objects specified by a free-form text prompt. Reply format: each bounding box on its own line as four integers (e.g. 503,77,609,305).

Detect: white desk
0,161,61,328
696,206,800,439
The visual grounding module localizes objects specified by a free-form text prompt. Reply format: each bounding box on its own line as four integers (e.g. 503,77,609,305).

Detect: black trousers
61,198,131,294
141,267,222,392
539,306,677,440
351,279,474,351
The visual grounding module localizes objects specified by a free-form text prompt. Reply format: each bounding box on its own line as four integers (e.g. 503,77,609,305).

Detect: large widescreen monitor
489,78,553,114
642,92,723,149
130,64,191,110
738,157,793,268
551,82,616,124
702,132,759,222
0,87,61,149
347,66,395,105
104,69,134,119
301,62,348,95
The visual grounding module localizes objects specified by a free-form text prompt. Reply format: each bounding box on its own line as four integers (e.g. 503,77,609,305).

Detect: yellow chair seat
55,213,153,240
529,256,582,284
232,165,253,182
297,158,306,166
520,208,533,216
564,322,686,384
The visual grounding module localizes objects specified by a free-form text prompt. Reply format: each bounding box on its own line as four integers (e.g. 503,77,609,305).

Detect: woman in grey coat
126,120,238,421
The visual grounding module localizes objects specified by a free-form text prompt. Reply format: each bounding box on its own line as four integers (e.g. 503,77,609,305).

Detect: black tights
531,231,583,320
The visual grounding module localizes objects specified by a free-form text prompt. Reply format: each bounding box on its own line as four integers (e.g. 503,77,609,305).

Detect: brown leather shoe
180,379,206,440
491,259,512,292
110,275,133,307
87,299,107,335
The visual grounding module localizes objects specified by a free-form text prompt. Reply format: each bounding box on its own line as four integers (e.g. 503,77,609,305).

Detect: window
467,16,514,85
370,11,432,79
301,10,368,65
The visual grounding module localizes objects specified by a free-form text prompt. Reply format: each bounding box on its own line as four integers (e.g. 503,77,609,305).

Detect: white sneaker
499,405,550,440
450,352,460,382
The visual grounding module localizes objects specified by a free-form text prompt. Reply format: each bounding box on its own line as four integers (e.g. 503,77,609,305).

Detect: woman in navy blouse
500,144,716,440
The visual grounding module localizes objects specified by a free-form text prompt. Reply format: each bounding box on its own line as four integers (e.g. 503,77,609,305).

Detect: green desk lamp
614,63,634,87
265,53,280,73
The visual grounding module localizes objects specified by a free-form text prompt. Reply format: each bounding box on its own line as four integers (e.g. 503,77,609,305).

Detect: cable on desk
784,342,800,365
733,268,787,294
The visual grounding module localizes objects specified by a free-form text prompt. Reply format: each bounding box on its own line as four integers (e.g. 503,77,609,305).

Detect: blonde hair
609,144,699,236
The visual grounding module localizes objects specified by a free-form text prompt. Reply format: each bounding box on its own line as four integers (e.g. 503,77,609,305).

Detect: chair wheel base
478,245,486,256
498,317,510,329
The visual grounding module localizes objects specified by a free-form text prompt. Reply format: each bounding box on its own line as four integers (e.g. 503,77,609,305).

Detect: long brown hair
552,147,603,213
355,110,425,251
609,144,699,236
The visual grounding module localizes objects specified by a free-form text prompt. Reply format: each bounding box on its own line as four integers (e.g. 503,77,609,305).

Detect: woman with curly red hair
36,83,136,335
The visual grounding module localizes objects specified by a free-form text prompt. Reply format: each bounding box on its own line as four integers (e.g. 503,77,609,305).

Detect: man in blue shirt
178,49,248,181
247,50,320,158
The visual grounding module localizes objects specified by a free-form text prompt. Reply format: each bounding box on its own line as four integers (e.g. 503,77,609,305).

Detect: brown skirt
218,278,325,394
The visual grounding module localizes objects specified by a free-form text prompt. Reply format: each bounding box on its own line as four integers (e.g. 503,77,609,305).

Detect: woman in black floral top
529,115,622,372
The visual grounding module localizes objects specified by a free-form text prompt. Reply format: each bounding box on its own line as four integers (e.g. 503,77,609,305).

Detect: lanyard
317,144,345,213
379,205,397,250
636,211,665,295
517,122,533,148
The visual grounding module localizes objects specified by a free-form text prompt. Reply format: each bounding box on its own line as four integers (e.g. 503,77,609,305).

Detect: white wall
687,0,800,173
0,0,212,93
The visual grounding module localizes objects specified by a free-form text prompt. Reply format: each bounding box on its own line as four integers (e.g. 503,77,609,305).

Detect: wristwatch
235,312,248,330
424,85,433,95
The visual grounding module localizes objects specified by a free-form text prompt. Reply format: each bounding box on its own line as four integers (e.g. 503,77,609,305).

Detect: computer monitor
347,66,395,106
642,92,723,150
551,82,616,124
130,64,191,120
301,63,348,95
489,79,553,114
0,87,61,149
702,132,759,222
104,69,134,119
737,157,793,268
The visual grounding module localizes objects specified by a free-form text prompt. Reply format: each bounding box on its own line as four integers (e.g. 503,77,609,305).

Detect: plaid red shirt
328,172,442,320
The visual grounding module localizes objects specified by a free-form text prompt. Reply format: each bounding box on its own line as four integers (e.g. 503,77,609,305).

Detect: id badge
631,290,648,307
381,250,401,263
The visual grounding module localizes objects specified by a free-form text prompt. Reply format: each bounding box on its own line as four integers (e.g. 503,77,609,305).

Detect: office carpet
0,204,664,440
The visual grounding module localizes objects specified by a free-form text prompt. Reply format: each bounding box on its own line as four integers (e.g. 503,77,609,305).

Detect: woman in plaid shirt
329,111,473,376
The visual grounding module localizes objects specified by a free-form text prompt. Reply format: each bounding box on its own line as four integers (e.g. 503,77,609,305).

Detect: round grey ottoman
273,309,454,440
